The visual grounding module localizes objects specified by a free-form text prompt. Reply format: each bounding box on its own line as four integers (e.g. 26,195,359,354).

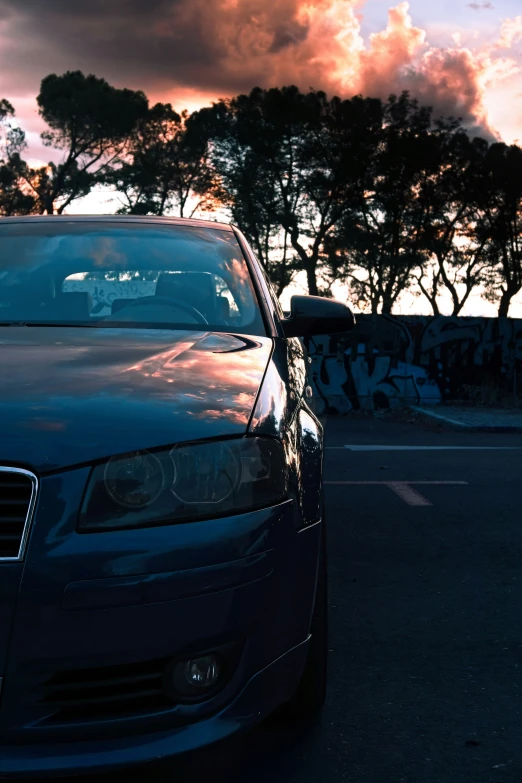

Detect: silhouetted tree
325,93,443,313
26,71,148,214
105,102,216,217
193,86,381,296
0,100,36,215
189,102,296,293
415,133,492,315
471,142,522,316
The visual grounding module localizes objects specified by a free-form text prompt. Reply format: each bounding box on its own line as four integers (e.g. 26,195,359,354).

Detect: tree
472,143,522,317
189,102,296,294
24,71,148,214
104,102,217,218
414,133,492,316
194,86,381,296
325,93,446,314
0,99,36,216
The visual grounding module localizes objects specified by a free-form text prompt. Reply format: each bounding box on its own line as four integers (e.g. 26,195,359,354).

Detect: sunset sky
1,0,521,314
0,0,521,164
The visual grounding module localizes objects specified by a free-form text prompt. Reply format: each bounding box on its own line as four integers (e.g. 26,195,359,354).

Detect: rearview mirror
282,295,355,338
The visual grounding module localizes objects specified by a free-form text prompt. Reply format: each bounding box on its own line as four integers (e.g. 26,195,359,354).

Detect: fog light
183,656,221,688
163,653,223,702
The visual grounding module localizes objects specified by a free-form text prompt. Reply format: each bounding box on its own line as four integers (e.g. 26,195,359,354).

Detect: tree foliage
0,100,36,216
104,102,217,217
191,87,381,296
28,71,148,214
326,94,442,313
471,143,522,316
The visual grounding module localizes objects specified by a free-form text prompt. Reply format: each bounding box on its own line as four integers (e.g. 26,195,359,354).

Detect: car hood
0,327,273,473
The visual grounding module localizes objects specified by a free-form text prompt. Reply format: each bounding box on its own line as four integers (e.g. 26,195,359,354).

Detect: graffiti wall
305,316,522,415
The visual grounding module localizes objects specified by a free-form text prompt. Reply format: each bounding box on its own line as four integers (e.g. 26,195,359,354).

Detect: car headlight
78,437,287,532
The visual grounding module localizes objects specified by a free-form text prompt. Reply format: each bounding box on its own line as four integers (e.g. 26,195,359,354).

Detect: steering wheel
117,296,208,325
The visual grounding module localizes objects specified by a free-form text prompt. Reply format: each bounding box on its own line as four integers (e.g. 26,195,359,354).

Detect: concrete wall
305,316,522,414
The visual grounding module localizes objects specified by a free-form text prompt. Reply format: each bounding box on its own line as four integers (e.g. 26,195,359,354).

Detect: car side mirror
281,295,355,338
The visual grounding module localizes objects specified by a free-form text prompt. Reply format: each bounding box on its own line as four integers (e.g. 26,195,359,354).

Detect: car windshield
0,221,266,336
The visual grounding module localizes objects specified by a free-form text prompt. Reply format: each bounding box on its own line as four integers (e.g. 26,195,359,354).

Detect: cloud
0,0,520,148
497,16,522,49
357,2,427,98
402,47,506,139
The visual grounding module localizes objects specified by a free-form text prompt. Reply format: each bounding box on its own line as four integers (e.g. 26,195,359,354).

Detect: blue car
0,216,354,778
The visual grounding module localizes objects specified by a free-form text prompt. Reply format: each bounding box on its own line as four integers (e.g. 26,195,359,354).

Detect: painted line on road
334,445,522,451
387,482,432,506
324,480,469,507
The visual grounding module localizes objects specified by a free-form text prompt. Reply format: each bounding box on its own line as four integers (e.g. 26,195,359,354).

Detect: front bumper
0,468,322,778
0,638,309,779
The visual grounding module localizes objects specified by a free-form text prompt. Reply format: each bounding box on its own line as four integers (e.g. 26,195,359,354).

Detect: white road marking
386,482,432,507
324,480,469,507
325,481,468,484
336,445,522,451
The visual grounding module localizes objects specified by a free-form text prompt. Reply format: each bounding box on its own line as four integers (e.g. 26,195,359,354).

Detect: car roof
0,214,234,232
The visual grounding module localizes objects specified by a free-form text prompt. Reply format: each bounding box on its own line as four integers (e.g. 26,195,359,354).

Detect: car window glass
0,223,266,336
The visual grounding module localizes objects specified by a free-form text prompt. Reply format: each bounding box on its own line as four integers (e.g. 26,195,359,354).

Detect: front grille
0,468,37,560
37,658,173,723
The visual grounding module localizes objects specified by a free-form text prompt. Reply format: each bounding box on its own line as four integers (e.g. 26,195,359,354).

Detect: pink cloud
1,0,522,155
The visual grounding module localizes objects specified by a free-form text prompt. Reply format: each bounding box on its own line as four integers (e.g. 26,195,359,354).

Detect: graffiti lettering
306,315,522,414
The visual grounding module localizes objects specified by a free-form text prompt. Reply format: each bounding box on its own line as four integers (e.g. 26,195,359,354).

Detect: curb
410,406,522,433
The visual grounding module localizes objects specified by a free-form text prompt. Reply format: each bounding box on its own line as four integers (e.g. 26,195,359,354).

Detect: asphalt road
86,415,522,783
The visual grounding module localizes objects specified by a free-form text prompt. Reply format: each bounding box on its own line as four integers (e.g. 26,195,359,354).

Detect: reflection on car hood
0,327,273,473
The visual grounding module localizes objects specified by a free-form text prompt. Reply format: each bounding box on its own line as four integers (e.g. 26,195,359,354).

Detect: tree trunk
306,265,319,296
39,188,55,214
288,231,319,296
498,290,513,317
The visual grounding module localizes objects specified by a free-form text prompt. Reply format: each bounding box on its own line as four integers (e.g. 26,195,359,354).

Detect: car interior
109,273,232,324
0,270,239,328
